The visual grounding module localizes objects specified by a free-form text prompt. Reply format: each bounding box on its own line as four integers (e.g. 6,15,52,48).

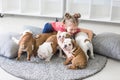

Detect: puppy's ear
57,31,62,34
52,31,57,35
50,42,54,47
57,31,61,38
73,13,81,18
66,33,71,38
84,39,91,43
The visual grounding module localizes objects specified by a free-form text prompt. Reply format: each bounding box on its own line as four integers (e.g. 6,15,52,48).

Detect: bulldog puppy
62,38,87,69
75,32,94,60
12,30,35,61
37,35,58,62
57,31,71,58
34,31,57,56
57,31,71,43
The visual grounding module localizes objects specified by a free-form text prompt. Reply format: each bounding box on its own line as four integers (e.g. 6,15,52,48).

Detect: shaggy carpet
0,54,107,80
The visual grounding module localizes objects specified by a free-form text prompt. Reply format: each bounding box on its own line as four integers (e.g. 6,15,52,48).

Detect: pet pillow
22,25,42,36
0,32,20,58
92,32,120,60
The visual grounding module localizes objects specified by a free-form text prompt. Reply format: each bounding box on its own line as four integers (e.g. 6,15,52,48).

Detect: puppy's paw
63,61,68,65
63,60,70,65
61,55,66,58
27,58,30,61
67,64,77,70
59,54,66,58
91,56,95,59
45,59,50,62
90,54,95,59
16,57,20,60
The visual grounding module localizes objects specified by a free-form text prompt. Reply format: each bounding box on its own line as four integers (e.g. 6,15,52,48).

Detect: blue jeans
42,23,54,33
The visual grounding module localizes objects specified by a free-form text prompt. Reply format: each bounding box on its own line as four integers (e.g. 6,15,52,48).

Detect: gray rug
0,54,107,80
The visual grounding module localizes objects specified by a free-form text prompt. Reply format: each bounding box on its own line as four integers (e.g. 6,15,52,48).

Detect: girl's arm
80,28,93,41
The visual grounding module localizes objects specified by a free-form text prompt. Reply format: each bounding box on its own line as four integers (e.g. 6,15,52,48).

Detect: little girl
42,13,93,41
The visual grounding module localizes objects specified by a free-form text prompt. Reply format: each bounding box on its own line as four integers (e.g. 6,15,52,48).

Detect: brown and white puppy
12,30,35,61
57,31,71,43
57,31,71,58
34,31,57,56
62,38,87,69
37,35,58,62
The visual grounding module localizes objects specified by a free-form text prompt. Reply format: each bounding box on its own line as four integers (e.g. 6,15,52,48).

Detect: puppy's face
57,32,71,43
62,38,74,51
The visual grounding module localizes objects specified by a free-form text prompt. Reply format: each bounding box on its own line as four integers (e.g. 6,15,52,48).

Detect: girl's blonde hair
62,13,81,26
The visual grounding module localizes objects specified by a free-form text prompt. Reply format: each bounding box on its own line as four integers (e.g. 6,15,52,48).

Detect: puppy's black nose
64,45,67,48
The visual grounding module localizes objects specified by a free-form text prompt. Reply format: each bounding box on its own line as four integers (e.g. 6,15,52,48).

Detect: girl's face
65,20,78,35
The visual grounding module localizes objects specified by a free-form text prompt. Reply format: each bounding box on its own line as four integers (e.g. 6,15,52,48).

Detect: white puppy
37,42,53,61
75,32,94,60
37,35,58,62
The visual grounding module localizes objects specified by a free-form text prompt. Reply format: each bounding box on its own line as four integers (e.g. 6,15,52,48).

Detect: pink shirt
51,22,66,32
51,22,81,35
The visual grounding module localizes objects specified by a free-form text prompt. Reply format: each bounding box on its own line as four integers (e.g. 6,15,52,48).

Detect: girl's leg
42,23,54,33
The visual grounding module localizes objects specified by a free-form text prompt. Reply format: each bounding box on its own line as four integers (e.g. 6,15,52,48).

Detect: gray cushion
93,32,120,60
0,32,20,58
22,25,42,36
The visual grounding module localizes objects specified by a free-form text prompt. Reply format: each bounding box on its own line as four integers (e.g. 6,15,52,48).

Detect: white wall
0,15,120,34
79,20,120,34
